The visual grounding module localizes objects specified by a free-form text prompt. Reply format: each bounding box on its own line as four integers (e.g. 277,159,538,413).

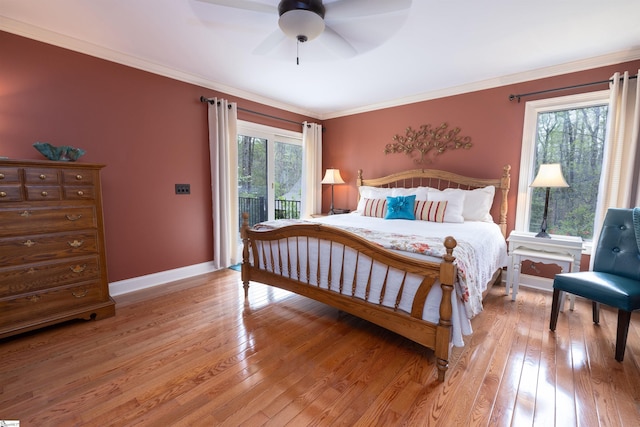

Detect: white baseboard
109,261,219,296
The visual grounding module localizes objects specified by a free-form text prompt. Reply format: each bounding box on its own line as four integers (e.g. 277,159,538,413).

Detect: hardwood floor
1,269,639,426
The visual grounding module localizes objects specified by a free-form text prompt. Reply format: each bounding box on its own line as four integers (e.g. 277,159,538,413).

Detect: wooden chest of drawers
0,159,115,338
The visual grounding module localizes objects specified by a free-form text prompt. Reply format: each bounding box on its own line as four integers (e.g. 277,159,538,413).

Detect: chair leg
615,310,632,362
550,288,562,331
592,301,600,324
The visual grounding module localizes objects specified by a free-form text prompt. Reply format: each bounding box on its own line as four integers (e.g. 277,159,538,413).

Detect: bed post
498,164,511,238
436,236,457,382
241,212,250,298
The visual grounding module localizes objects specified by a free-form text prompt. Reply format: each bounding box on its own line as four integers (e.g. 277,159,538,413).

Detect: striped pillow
414,200,448,222
362,198,387,218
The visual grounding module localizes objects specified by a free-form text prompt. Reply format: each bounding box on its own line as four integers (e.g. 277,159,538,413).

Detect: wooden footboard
240,213,457,382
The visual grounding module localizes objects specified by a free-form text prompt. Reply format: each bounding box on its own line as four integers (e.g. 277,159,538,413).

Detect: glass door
237,121,302,228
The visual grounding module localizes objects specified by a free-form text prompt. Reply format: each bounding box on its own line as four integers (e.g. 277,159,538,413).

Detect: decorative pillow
385,195,416,220
427,189,465,223
443,186,495,222
362,197,388,218
414,200,448,222
356,186,394,212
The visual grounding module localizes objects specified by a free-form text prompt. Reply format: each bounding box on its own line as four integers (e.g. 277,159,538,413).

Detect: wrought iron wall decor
384,122,472,164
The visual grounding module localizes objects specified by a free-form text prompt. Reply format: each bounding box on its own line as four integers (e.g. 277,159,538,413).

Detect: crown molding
3,16,639,121
320,48,640,120
0,17,320,120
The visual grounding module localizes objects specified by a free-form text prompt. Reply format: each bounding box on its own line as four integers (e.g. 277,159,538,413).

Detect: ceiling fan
196,0,412,60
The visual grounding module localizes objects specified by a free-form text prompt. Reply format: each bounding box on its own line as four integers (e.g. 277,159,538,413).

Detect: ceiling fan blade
195,0,276,14
253,29,288,55
325,0,411,19
318,26,357,58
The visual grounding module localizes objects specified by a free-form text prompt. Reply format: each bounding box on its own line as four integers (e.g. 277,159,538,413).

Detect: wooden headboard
356,165,511,238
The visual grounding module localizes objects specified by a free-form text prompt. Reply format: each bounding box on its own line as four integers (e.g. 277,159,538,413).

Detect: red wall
322,59,640,233
3,30,639,282
0,31,314,282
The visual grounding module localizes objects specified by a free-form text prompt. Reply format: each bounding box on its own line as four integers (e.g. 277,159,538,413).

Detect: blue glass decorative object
33,142,86,161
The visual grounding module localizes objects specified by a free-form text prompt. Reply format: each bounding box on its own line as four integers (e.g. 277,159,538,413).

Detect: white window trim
237,120,303,221
515,90,610,255
237,120,302,144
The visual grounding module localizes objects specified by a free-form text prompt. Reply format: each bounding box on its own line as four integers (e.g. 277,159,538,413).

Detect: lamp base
536,214,551,238
535,230,551,238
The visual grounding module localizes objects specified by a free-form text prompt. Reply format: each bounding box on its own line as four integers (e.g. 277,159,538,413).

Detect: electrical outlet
175,184,190,195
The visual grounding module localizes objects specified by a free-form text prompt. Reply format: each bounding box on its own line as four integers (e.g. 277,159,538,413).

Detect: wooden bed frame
241,165,511,382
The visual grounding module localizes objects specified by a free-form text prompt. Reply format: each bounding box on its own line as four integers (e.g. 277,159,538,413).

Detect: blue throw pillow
385,195,416,220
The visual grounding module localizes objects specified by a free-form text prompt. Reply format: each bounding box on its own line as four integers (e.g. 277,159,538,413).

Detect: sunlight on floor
244,283,295,310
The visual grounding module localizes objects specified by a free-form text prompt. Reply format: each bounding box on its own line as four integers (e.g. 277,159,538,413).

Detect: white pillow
391,186,430,201
356,186,430,212
356,186,394,212
444,186,495,222
427,189,465,223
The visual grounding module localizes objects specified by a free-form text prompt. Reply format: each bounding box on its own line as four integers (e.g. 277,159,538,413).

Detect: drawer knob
0,173,4,179
23,240,36,247
70,264,87,273
39,174,46,180
68,240,84,248
65,214,83,221
77,190,84,196
76,174,83,180
0,191,6,197
20,210,31,218
41,191,48,197
27,295,41,303
72,288,88,298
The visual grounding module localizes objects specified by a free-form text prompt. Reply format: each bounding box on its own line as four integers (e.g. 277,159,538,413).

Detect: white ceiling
1,0,640,119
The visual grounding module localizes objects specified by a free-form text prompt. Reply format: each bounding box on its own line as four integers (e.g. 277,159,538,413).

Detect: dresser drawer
0,167,21,183
24,168,60,184
0,185,24,202
25,185,62,201
62,169,95,185
0,282,106,328
0,255,102,297
0,206,96,236
63,185,96,200
0,231,99,266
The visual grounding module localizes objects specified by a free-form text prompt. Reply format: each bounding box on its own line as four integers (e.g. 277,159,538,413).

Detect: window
237,121,303,227
516,90,610,251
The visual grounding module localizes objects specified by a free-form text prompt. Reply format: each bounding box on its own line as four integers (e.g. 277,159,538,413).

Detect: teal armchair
550,208,640,361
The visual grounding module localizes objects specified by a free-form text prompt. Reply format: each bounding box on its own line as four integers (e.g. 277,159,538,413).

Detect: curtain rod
509,74,638,103
199,96,308,127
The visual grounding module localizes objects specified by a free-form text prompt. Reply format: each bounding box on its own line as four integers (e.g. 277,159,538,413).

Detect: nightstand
506,231,583,306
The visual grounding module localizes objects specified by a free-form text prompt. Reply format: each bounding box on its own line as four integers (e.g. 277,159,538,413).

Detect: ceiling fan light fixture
278,9,325,42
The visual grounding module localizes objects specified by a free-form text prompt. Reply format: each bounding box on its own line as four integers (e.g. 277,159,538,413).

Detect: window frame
237,120,302,221
515,89,610,254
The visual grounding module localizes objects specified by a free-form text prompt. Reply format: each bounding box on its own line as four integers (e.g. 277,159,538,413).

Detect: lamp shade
321,168,345,185
530,163,569,188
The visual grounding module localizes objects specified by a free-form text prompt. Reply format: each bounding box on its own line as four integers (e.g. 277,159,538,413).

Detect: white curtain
592,70,640,258
300,122,323,218
207,98,239,269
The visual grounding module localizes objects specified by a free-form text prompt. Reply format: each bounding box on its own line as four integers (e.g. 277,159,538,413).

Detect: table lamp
530,163,569,238
321,168,345,215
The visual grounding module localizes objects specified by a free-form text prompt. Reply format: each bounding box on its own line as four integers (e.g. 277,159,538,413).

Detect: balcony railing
239,196,300,227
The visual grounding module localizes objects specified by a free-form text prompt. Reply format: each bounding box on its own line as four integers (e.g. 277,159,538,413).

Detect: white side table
506,231,583,306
